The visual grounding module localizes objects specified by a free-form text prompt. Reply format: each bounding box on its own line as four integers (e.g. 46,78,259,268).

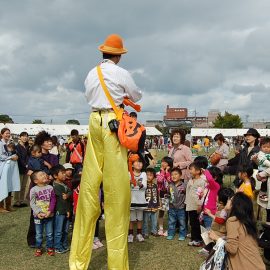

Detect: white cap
63,163,74,170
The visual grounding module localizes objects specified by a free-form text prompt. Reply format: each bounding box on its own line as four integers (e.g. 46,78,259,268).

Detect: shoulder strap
96,65,123,120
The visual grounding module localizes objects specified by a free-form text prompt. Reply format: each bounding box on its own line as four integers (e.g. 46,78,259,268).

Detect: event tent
191,128,270,137
2,124,162,136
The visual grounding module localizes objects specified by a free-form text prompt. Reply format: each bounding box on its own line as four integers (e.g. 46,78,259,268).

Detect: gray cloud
1,0,270,124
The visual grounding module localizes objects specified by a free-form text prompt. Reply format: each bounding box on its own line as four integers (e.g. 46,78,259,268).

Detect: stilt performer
69,34,142,270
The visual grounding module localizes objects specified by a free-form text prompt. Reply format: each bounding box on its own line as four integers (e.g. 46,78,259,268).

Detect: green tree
0,114,14,124
66,119,80,125
213,111,243,128
32,119,44,124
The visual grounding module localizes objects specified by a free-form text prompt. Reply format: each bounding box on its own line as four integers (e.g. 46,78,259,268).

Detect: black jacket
238,145,260,171
16,143,29,174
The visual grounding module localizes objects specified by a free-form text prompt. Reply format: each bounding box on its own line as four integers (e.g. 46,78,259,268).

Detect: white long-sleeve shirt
84,59,142,110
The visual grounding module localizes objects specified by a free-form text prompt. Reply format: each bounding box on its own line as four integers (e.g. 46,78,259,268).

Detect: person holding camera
69,34,142,270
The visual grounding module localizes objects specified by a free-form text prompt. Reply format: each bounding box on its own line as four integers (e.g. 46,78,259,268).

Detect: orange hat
98,34,128,55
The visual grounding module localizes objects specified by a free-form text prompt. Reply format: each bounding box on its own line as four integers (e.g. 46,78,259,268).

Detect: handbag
96,65,143,152
210,152,222,166
200,239,228,270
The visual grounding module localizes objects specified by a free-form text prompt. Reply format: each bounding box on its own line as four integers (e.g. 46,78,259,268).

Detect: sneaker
166,235,174,240
47,248,55,256
188,240,196,246
92,243,99,250
62,246,70,252
158,229,164,236
198,248,209,256
55,248,67,254
150,232,159,237
191,241,203,247
186,233,191,238
178,236,185,241
94,239,104,248
143,234,149,239
163,230,168,237
136,234,145,242
34,249,42,257
128,234,134,243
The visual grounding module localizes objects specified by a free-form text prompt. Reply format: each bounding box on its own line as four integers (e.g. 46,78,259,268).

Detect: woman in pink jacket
169,129,193,181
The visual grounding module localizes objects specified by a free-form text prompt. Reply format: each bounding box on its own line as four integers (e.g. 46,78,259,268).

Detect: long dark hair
161,156,173,170
238,164,256,191
230,192,257,239
208,166,223,187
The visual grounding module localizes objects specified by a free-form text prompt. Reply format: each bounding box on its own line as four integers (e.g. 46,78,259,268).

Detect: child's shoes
34,248,42,257
128,234,134,243
47,248,55,256
136,234,145,242
166,235,174,240
92,243,99,250
188,240,203,247
55,248,67,254
94,238,104,248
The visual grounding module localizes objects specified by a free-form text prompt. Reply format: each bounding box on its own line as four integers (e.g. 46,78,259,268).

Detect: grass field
0,148,267,270
0,206,205,270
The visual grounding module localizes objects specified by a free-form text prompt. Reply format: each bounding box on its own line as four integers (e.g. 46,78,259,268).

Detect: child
4,142,16,156
209,193,265,270
28,145,49,175
143,167,159,238
51,165,72,253
128,155,147,243
63,163,74,191
29,170,56,257
185,162,206,247
237,164,255,199
166,167,186,241
199,188,234,255
157,156,173,236
27,145,51,248
200,166,223,229
63,163,74,228
257,137,270,201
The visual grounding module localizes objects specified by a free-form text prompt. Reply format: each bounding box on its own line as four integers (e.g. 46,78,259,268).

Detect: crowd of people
1,124,270,269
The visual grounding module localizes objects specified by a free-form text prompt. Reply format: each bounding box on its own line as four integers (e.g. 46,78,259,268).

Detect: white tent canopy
2,124,162,136
191,128,270,137
145,126,162,136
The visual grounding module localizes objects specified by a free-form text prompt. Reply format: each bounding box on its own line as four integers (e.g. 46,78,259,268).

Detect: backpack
68,141,85,164
97,65,144,152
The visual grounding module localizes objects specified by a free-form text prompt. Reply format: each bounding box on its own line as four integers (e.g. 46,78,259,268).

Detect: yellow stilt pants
69,111,130,270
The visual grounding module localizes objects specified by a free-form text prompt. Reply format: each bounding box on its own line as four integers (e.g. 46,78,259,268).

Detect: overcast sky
1,0,270,124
